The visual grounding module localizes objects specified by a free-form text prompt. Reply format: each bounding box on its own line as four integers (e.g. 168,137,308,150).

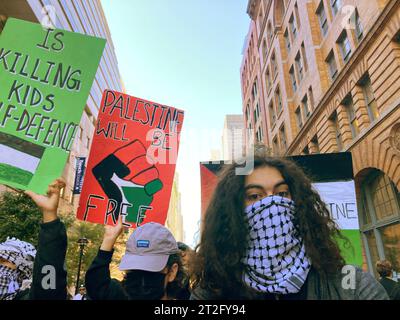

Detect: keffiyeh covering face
0,237,36,300
242,195,311,295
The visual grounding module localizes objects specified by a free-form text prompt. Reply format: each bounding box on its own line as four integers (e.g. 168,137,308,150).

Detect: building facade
221,114,246,161
165,173,184,242
241,0,400,277
0,0,124,214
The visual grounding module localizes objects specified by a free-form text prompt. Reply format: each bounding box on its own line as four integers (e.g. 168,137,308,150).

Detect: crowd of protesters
1,155,399,300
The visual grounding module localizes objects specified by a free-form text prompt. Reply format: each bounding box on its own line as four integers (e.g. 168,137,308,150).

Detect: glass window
276,88,283,114
280,126,287,151
326,51,338,80
271,53,278,77
273,136,279,154
308,87,314,109
331,0,342,16
330,112,342,150
296,52,304,81
360,75,379,121
269,102,276,125
380,223,400,274
370,173,400,221
295,107,303,129
289,15,297,39
284,29,291,51
290,66,297,92
354,9,363,41
263,39,268,58
343,95,359,138
338,31,352,62
317,2,329,36
265,68,272,92
365,230,380,277
302,95,310,118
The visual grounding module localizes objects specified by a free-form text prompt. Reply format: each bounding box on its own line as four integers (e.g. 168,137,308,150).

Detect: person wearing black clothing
376,260,400,300
24,178,68,300
85,220,187,300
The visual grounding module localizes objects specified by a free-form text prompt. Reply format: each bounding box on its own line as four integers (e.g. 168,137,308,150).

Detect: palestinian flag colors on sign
200,152,363,266
0,132,45,186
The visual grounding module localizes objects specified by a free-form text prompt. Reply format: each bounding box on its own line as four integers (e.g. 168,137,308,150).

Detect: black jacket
85,249,128,300
379,277,400,300
26,218,68,300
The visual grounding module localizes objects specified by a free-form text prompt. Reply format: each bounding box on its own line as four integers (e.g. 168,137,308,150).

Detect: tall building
165,173,184,242
0,0,124,214
221,114,246,161
241,0,400,276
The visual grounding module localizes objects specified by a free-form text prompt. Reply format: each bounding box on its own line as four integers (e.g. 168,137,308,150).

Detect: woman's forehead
245,166,286,188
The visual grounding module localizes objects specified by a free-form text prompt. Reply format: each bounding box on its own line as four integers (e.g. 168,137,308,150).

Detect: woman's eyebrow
273,180,288,189
244,184,265,191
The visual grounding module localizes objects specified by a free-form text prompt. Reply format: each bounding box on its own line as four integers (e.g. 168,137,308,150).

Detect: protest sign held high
0,18,105,194
77,90,184,228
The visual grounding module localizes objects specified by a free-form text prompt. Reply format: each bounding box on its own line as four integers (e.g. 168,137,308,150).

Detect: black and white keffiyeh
242,195,311,295
0,237,36,300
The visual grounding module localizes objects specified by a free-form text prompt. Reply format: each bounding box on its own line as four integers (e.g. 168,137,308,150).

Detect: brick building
241,0,400,276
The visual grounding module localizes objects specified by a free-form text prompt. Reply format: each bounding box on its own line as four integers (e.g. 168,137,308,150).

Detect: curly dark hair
192,155,349,298
166,253,189,299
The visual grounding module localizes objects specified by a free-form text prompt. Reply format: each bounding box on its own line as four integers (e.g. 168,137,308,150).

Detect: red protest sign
77,90,184,228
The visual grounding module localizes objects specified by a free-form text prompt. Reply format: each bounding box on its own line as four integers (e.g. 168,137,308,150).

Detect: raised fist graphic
92,140,163,226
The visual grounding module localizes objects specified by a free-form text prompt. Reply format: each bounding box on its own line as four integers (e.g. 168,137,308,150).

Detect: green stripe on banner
335,229,363,266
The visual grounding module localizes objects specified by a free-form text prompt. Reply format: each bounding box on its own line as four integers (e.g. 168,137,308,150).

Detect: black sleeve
29,218,67,300
85,249,127,300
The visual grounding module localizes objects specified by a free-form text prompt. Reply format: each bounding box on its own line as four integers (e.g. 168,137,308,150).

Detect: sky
101,0,250,247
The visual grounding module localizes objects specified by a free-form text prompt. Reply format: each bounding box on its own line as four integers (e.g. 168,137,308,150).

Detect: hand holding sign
25,178,66,223
92,140,163,226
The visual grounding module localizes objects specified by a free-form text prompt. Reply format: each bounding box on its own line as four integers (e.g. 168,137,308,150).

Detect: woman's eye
247,194,262,200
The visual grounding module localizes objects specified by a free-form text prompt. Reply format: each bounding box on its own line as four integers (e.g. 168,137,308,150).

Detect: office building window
360,74,379,122
294,3,301,28
354,9,363,41
271,52,278,77
273,136,279,154
302,94,310,118
295,52,304,81
267,22,273,45
269,102,276,126
262,39,268,58
330,111,343,150
317,2,329,37
308,86,314,109
302,145,310,155
280,125,287,151
326,50,338,80
330,0,342,16
284,29,291,52
265,67,272,92
295,107,303,129
252,79,258,101
290,66,297,92
360,169,400,277
343,95,359,138
276,87,283,114
289,14,297,40
337,31,352,62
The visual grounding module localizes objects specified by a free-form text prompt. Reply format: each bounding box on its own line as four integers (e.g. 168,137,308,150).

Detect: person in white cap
85,219,187,300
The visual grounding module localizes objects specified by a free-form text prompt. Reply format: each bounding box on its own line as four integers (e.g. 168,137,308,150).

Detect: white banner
312,181,359,230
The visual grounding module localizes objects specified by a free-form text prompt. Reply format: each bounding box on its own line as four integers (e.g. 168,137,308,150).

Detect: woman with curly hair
191,155,388,300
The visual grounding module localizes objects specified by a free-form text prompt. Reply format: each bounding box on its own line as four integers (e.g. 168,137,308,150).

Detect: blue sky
101,0,250,246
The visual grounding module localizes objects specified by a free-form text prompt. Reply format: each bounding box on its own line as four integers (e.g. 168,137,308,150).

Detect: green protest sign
0,18,105,194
